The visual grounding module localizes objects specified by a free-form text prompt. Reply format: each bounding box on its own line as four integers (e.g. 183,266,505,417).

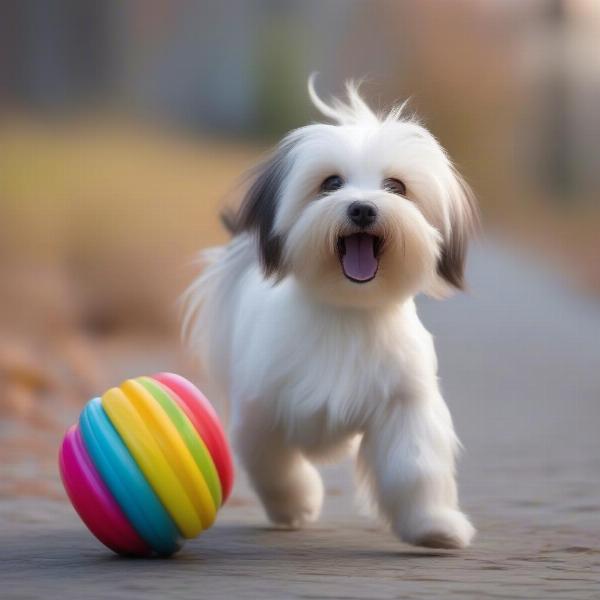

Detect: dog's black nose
347,201,378,228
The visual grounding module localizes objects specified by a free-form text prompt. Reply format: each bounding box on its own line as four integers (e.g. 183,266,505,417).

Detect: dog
183,78,477,549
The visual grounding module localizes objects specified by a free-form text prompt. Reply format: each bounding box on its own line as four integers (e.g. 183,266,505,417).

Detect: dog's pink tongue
342,233,378,281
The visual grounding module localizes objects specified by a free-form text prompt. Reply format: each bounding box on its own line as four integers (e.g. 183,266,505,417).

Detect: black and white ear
435,170,479,294
221,142,294,279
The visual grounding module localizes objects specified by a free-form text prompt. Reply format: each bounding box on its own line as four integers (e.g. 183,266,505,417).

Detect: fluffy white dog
183,79,477,549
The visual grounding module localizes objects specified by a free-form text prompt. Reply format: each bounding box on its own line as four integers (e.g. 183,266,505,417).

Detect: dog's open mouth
337,233,382,283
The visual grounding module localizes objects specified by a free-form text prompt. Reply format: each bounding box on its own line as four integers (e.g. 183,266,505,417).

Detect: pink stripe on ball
59,425,150,556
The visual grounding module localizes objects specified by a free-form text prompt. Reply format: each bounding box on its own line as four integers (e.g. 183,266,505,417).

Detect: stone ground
1,241,599,599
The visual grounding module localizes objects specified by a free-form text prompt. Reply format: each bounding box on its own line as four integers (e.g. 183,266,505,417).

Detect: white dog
183,79,477,549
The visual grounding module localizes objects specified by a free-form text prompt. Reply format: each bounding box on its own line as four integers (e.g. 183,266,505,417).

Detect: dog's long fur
183,79,477,548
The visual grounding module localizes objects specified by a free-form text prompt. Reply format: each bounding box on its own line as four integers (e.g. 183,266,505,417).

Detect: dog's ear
222,143,294,279
436,171,479,291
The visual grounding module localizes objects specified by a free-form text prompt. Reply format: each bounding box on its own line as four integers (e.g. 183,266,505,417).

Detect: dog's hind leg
232,410,324,529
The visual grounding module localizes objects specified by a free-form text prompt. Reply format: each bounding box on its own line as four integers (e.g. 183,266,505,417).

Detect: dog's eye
320,175,344,193
383,178,407,196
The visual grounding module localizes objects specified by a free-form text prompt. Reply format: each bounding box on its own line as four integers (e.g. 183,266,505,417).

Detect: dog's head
226,78,478,308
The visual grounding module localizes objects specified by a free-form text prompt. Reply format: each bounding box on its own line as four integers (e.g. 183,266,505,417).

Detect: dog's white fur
183,79,477,549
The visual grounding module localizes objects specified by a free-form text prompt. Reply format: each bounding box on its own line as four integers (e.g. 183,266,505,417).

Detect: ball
59,373,234,556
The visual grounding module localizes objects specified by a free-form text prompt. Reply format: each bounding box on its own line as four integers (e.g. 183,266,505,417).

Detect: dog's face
230,82,477,308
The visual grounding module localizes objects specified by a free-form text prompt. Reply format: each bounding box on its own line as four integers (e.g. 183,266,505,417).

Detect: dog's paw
266,499,321,529
261,464,324,529
397,509,475,549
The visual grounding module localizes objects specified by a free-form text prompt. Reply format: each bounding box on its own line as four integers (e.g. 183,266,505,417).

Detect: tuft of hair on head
308,73,411,126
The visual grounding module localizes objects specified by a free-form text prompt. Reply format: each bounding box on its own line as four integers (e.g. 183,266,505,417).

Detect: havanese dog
183,78,477,549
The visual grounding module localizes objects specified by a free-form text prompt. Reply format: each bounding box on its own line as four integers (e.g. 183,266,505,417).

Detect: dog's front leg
233,407,324,529
358,397,475,549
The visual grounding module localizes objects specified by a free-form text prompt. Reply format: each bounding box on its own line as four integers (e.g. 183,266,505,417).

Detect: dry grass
0,115,261,335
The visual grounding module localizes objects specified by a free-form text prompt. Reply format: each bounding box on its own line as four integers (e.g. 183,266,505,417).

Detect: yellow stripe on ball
138,377,223,508
102,386,204,537
120,379,217,529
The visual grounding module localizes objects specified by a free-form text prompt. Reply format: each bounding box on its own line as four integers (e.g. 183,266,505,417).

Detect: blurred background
1,0,599,500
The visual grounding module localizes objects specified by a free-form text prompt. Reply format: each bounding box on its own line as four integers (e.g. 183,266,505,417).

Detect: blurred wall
3,1,600,202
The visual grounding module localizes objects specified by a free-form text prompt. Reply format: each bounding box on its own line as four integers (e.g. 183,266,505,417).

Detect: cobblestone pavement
1,242,599,599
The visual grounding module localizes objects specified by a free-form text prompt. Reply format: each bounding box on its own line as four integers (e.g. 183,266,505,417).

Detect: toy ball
59,373,234,556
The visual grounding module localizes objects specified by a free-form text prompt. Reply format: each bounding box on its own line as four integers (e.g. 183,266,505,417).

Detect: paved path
1,241,599,599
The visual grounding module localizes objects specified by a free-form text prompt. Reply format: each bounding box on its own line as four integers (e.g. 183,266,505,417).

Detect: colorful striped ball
59,373,234,556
